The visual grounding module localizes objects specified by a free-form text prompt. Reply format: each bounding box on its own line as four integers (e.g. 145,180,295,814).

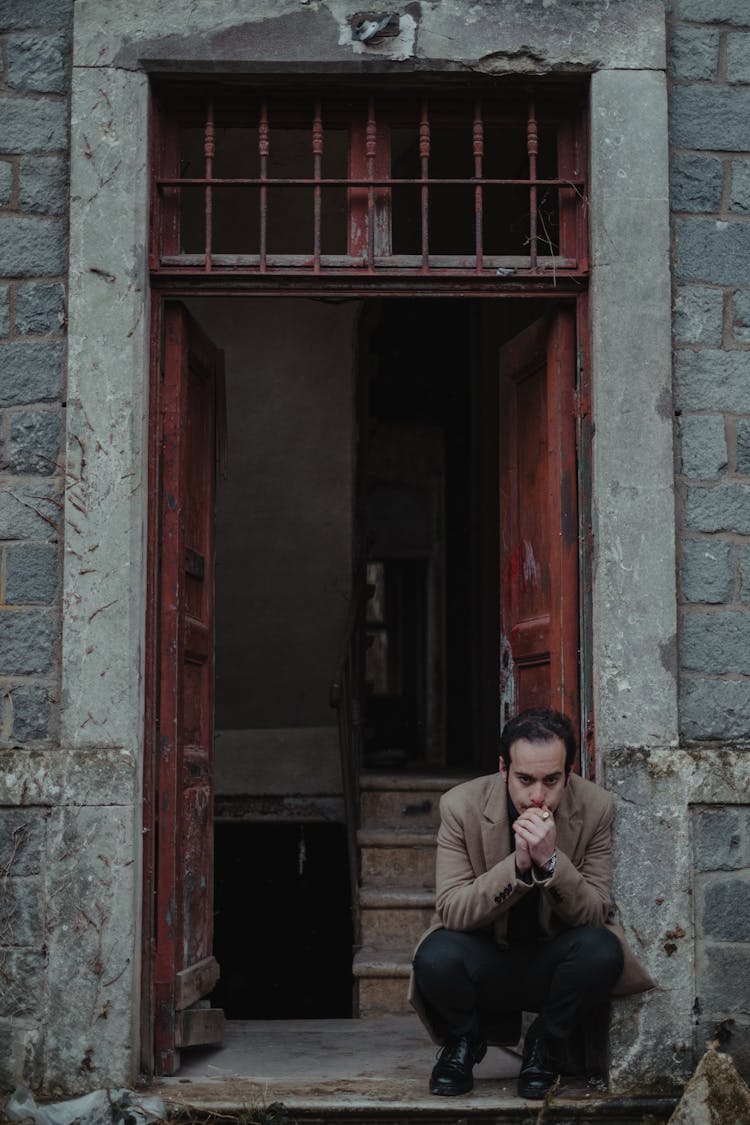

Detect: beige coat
408,771,655,1044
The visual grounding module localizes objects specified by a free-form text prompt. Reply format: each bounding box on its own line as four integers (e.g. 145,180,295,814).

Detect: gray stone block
681,538,732,603
7,683,54,743
701,876,750,941
685,483,750,533
676,349,750,412
671,153,724,213
0,216,65,277
0,0,73,29
669,25,720,80
700,945,750,1013
7,35,67,94
0,341,63,406
0,287,9,338
0,950,45,1019
0,611,55,674
681,677,750,739
738,419,750,475
0,98,67,155
676,217,750,285
16,282,65,336
728,32,750,85
734,290,750,344
693,806,743,871
730,161,750,213
19,156,68,216
0,161,13,206
0,1019,43,1093
9,410,61,475
0,809,46,876
680,609,750,673
5,544,59,604
672,87,750,152
676,0,750,24
680,414,727,478
739,545,750,601
675,287,724,347
0,875,44,946
0,482,61,542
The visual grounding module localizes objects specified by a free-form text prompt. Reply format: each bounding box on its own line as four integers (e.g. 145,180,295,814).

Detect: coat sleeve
532,795,616,928
434,791,533,932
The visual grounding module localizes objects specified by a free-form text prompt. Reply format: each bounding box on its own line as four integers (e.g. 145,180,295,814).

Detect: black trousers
412,924,624,1046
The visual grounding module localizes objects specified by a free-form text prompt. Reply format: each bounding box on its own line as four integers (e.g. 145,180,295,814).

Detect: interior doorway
170,293,567,1023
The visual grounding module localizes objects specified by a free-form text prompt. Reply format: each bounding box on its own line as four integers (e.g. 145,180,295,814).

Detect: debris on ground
667,1048,750,1124
4,1086,166,1125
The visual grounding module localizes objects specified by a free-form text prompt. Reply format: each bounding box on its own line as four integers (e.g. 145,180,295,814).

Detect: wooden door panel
499,310,579,732
154,302,225,1074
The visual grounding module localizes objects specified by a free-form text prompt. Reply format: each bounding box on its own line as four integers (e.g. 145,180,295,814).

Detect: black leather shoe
518,1037,559,1100
429,1036,487,1096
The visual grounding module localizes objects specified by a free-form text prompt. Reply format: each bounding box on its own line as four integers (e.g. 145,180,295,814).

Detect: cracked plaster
71,0,665,73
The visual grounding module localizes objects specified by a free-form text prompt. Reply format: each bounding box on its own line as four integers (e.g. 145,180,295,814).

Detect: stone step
359,827,437,888
359,772,466,831
355,776,458,1020
359,888,434,949
361,845,435,887
353,945,413,979
360,887,435,909
360,788,442,830
360,772,469,792
358,827,438,847
358,975,413,1017
353,946,413,1015
360,905,433,949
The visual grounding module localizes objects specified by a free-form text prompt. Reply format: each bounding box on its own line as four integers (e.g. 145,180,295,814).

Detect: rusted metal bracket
351,12,400,42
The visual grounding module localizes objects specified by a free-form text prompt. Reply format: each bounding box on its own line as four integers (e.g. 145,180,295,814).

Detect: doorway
163,293,572,1025
147,92,587,1050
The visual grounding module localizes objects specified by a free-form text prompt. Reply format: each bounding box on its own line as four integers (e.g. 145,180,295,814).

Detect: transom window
151,84,588,284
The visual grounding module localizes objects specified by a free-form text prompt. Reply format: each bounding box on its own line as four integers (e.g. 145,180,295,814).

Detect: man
409,707,654,1100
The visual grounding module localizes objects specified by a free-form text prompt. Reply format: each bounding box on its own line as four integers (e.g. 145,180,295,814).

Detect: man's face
500,736,568,814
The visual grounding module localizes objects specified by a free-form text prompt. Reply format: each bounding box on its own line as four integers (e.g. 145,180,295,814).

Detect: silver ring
542,811,550,821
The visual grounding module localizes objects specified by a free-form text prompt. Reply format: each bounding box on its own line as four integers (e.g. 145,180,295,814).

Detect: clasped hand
513,806,556,873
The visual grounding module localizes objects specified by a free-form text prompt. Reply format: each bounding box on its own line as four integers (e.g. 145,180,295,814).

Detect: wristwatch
534,850,557,879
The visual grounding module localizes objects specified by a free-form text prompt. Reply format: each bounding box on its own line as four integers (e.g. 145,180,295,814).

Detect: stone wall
671,0,750,739
4,0,750,1099
0,0,72,1090
692,803,750,1075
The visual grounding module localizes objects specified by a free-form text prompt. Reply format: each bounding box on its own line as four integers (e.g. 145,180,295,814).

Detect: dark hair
499,707,577,773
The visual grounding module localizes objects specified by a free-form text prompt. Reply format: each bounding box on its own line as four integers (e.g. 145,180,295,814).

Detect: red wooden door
154,302,225,1074
499,309,579,734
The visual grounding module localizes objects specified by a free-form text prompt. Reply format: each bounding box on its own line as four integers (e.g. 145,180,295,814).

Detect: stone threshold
148,1017,677,1124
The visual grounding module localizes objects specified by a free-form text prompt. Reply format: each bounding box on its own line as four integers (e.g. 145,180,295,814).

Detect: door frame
141,286,591,1071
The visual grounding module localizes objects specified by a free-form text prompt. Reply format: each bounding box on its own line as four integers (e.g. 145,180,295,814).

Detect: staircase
352,772,466,1017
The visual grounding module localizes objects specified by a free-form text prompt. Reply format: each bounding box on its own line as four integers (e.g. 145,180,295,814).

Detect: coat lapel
481,772,511,871
554,774,583,861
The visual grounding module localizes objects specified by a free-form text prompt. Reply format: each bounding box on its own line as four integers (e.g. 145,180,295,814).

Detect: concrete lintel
73,0,666,73
589,69,678,753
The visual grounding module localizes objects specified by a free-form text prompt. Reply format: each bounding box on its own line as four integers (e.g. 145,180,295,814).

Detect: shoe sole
429,1082,474,1096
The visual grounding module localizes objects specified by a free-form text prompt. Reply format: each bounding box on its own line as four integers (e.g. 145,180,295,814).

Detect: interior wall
186,297,361,795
